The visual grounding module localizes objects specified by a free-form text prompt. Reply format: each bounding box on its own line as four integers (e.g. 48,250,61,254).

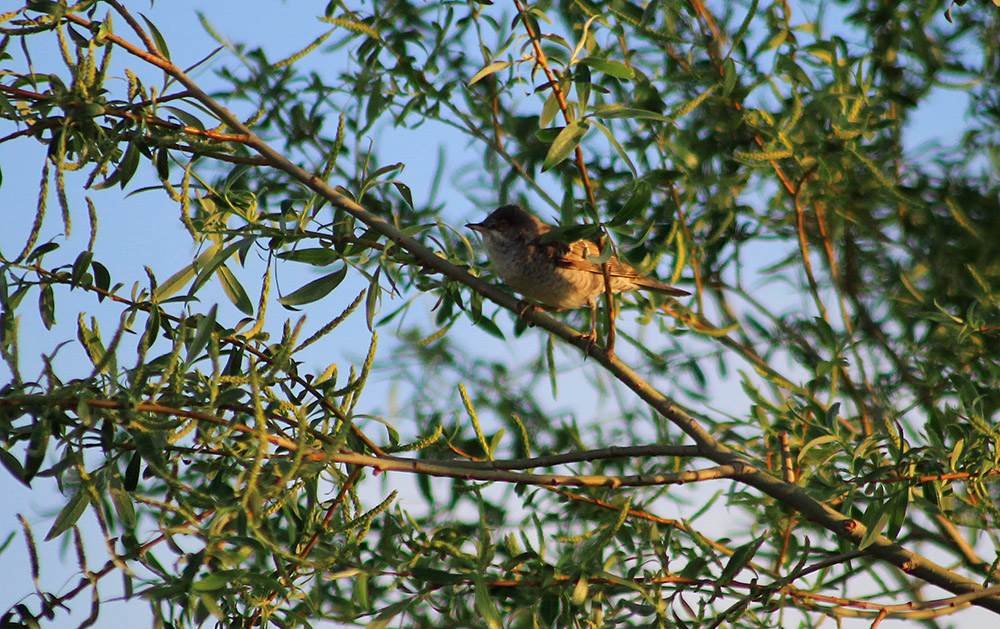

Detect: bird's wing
547,238,641,278
545,238,690,296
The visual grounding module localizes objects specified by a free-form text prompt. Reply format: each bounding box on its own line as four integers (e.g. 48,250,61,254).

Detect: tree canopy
2,0,1000,627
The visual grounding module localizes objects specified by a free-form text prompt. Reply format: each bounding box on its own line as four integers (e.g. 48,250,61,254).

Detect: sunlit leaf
542,120,590,171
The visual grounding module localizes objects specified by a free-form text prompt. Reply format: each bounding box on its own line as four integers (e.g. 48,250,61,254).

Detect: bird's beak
466,222,486,233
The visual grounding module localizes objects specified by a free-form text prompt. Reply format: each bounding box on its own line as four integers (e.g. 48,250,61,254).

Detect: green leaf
571,574,589,605
678,556,709,579
187,304,218,363
824,402,841,431
366,600,408,629
92,260,111,297
155,148,170,180
723,57,738,97
116,142,141,189
885,490,908,540
612,181,652,225
542,120,590,171
0,448,28,487
858,502,889,550
471,314,504,340
591,120,637,177
110,479,137,530
27,1,64,16
277,248,341,266
535,126,563,143
192,569,246,591
26,242,60,263
24,416,51,482
77,315,110,372
71,250,93,287
540,89,561,129
367,162,404,181
393,181,414,209
38,284,55,330
474,576,503,629
592,106,673,123
798,434,838,463
190,240,252,295
468,60,511,85
580,56,635,79
279,266,348,307
216,265,254,315
366,269,382,331
140,14,171,59
409,567,465,585
718,537,765,584
162,106,205,131
45,490,89,541
574,63,591,111
124,452,141,491
538,223,601,244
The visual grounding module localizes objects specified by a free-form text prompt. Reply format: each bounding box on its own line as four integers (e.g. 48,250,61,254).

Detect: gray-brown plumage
466,205,688,317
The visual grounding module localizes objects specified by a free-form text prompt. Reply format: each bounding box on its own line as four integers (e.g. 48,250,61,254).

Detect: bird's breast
482,236,600,309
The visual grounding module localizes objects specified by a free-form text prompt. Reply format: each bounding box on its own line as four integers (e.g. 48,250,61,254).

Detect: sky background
0,1,985,627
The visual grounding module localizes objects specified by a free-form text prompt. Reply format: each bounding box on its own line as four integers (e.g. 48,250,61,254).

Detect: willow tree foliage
2,0,999,627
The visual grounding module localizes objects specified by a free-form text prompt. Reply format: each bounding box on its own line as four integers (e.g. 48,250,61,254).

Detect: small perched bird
466,205,688,334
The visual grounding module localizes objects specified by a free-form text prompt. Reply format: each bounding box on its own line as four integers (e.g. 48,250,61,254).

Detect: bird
466,204,688,337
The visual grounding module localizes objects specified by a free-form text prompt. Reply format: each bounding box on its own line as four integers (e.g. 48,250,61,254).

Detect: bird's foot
515,300,542,327
574,329,599,357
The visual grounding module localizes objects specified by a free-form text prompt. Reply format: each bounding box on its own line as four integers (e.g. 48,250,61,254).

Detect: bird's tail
635,277,690,296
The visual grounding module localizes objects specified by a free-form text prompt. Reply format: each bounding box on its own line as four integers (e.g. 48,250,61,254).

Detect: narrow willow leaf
192,569,246,591
365,268,382,331
124,452,141,491
110,479,137,530
190,239,252,294
278,266,347,307
162,106,205,131
276,248,341,266
718,537,765,583
393,181,414,209
580,56,635,79
540,90,561,128
571,575,589,605
474,576,503,629
140,14,171,60
38,284,55,330
612,181,652,225
153,262,196,302
0,449,27,487
542,121,590,171
216,265,253,315
44,490,88,541
409,567,465,585
472,315,504,340
365,600,408,629
468,60,512,85
71,250,93,287
592,107,673,123
187,304,218,363
591,120,637,177
93,142,141,190
858,503,890,550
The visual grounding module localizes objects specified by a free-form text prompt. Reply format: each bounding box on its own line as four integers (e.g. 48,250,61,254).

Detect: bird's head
466,205,543,243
